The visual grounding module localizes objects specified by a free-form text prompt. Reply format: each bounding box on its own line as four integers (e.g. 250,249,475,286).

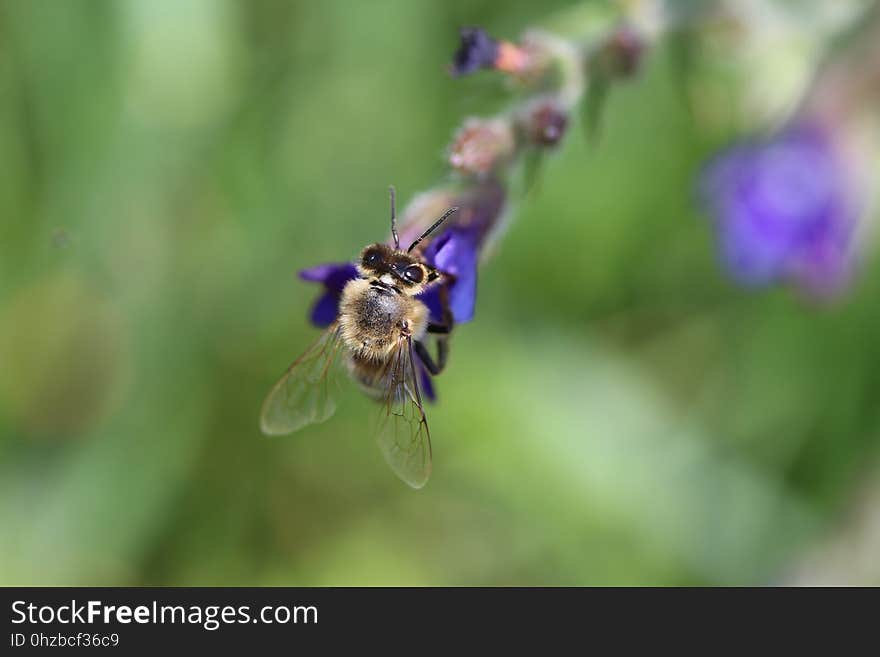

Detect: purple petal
299,262,359,292
451,27,498,77
300,262,359,327
423,228,479,323
417,287,445,324
299,262,343,283
310,291,340,328
786,214,855,296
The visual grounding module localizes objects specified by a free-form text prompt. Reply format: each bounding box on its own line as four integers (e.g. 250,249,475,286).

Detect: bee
260,187,458,488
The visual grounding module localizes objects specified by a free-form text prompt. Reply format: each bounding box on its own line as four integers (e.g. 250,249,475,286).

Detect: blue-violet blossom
451,27,499,77
701,121,860,296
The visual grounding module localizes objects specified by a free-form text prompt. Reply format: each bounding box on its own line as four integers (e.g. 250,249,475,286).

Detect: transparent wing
374,335,433,488
260,324,344,435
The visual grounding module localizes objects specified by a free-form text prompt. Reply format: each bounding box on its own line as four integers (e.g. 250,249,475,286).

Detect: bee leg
427,322,451,335
435,336,449,372
414,339,448,376
421,283,454,373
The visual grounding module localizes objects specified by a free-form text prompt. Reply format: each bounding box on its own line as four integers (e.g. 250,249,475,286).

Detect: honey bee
260,187,458,488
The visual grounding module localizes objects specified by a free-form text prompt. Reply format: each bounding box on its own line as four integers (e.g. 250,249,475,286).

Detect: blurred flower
521,99,568,147
451,27,498,77
597,24,645,77
581,23,646,142
449,117,516,177
701,120,861,296
450,27,530,78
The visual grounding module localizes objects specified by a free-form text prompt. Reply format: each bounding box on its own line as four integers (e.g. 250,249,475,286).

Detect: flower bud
448,117,516,177
520,99,569,147
597,24,645,78
450,27,499,77
494,41,532,76
450,26,543,80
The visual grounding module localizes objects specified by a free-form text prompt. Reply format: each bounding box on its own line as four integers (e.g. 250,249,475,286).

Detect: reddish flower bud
494,41,531,76
448,118,516,176
599,24,645,78
522,100,569,147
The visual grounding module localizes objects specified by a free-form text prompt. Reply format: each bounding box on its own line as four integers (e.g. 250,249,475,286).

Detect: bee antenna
407,206,458,253
389,185,400,249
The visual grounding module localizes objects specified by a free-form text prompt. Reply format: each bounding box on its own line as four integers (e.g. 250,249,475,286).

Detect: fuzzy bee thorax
338,278,428,359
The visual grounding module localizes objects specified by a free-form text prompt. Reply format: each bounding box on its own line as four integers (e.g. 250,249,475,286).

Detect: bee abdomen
346,352,388,399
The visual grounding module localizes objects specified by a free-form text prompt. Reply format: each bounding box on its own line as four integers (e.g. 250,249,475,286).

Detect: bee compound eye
404,265,424,283
363,250,381,266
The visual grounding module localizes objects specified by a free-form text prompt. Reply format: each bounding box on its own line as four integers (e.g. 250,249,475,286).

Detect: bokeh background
2,0,879,586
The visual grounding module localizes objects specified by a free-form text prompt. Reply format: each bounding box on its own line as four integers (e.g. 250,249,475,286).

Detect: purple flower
700,122,859,296
451,27,499,77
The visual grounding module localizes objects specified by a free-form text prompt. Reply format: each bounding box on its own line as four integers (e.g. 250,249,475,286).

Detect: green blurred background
2,0,879,586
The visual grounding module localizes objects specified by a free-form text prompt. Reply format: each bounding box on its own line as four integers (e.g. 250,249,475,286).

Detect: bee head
358,243,440,296
353,187,458,296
